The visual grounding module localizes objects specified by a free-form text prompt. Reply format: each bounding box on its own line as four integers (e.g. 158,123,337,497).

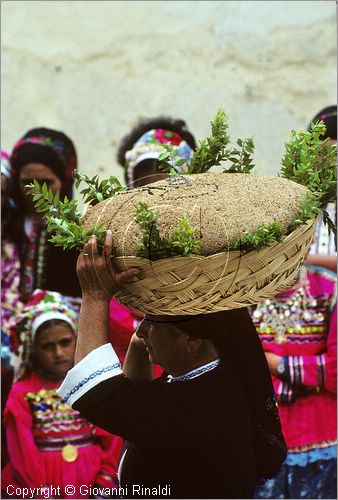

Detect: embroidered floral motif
25,389,96,448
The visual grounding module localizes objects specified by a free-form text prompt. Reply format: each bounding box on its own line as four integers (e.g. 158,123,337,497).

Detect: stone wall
2,0,336,190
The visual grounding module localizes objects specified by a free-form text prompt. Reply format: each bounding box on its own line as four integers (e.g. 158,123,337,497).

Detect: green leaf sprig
288,192,321,231
225,137,255,173
280,121,336,206
169,215,201,256
157,110,255,175
134,202,200,259
280,120,337,241
189,110,232,173
73,170,126,206
157,143,188,177
230,222,286,253
27,180,107,251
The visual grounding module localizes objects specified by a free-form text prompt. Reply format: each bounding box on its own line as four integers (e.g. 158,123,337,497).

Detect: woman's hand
129,331,146,350
123,328,153,380
77,230,140,302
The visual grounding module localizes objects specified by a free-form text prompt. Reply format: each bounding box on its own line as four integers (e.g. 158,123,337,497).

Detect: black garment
75,366,258,499
20,228,81,299
42,241,80,297
145,309,287,481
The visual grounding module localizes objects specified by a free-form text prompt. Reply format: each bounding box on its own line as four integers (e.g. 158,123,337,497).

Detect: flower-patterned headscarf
1,150,12,180
8,289,81,381
125,129,194,184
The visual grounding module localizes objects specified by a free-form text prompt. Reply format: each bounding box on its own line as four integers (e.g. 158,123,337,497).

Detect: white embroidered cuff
57,343,122,407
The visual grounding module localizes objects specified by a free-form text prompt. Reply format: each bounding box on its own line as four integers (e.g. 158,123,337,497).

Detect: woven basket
113,217,318,316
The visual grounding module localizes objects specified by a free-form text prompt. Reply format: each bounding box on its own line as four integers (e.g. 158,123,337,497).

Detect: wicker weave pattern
113,218,318,315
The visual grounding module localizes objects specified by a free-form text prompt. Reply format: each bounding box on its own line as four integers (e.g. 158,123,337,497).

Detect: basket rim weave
113,217,318,316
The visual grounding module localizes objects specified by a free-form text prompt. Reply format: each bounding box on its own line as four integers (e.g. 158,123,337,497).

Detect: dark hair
307,105,337,140
35,318,74,341
26,319,74,376
116,116,197,182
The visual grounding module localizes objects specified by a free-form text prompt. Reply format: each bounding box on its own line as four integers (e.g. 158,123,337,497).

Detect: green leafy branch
73,169,126,206
225,137,255,173
134,202,200,259
134,202,168,259
280,121,337,240
230,222,286,253
280,121,336,206
157,110,255,175
157,143,189,177
169,216,201,256
288,192,321,231
27,180,107,251
189,110,232,173
229,191,324,254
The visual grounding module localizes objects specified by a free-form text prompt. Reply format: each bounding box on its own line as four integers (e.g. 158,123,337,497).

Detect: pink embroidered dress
250,265,336,466
2,372,120,499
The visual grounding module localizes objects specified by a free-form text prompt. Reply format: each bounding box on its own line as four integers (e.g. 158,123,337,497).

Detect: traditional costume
59,310,287,499
1,150,24,466
1,290,120,499
1,150,23,327
251,265,337,498
9,129,81,299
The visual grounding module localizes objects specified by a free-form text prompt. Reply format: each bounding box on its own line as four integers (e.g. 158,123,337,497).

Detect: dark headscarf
147,308,287,480
308,105,337,140
10,127,77,202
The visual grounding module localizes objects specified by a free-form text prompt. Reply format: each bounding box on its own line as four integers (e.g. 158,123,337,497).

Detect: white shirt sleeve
57,343,122,407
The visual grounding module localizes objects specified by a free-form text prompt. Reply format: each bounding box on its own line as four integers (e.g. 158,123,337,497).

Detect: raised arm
75,231,140,364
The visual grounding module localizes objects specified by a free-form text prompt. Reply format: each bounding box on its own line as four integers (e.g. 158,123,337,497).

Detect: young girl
2,289,120,499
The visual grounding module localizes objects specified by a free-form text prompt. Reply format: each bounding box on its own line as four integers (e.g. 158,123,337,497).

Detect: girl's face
130,159,168,189
18,163,62,213
34,323,76,380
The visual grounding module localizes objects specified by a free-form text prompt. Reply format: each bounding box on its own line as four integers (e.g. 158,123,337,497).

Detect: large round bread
81,173,309,257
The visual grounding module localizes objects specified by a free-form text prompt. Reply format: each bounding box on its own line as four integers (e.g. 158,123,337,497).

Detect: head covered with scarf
8,289,81,382
145,308,287,480
308,105,337,141
117,116,196,186
1,150,12,180
10,127,77,209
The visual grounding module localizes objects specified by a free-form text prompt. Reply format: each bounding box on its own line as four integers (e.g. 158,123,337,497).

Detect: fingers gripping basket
113,218,317,316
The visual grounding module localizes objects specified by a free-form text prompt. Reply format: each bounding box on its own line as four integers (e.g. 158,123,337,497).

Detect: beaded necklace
252,266,321,345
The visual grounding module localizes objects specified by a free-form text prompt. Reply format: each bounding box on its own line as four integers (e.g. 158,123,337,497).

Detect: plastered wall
2,0,336,191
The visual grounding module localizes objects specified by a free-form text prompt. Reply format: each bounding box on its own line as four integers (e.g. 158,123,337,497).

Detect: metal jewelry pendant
61,444,78,462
